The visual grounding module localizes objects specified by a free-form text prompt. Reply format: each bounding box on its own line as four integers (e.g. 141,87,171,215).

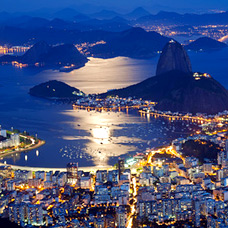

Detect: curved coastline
0,162,113,173
0,137,45,159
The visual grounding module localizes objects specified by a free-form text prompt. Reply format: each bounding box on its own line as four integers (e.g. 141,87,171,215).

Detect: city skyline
1,0,228,227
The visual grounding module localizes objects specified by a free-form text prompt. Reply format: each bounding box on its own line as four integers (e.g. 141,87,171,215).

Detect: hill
156,40,192,75
90,10,121,20
124,7,151,20
100,70,228,114
99,40,228,114
39,44,88,67
29,80,85,100
186,37,227,51
0,42,88,70
20,40,50,64
136,11,228,26
182,139,222,162
89,27,170,58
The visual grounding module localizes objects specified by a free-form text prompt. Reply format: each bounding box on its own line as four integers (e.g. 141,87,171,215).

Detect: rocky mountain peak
156,40,192,76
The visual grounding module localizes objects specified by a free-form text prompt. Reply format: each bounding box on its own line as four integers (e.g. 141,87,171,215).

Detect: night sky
2,0,228,13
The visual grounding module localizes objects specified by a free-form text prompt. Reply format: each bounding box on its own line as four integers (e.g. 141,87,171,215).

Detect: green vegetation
182,139,222,162
153,152,173,159
20,137,32,147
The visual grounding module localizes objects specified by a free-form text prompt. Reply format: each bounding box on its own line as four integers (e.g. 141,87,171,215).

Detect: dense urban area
1,107,228,228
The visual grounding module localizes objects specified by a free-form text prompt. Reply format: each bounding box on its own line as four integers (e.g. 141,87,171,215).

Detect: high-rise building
116,206,126,228
27,204,44,226
203,163,213,173
67,163,78,185
0,129,7,138
192,199,201,227
225,139,228,152
217,152,225,166
118,159,125,180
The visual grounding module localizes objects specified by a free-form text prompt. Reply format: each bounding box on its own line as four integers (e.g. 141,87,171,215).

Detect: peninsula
100,40,228,114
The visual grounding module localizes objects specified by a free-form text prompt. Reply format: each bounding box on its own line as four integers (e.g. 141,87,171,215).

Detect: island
185,37,227,52
29,80,86,100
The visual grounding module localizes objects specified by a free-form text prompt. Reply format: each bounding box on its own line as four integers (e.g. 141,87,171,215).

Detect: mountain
0,55,17,63
0,42,88,70
73,13,91,22
89,27,170,58
186,37,227,51
100,70,228,114
0,11,13,22
99,41,228,114
124,7,151,20
20,40,50,64
29,80,85,100
77,18,131,32
17,17,50,29
39,44,88,67
136,11,228,26
90,10,121,20
156,40,192,75
52,8,80,20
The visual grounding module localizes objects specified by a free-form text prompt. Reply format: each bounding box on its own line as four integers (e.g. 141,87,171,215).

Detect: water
0,50,228,168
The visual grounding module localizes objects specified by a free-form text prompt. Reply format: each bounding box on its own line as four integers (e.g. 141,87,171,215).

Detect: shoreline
0,162,114,173
0,137,45,159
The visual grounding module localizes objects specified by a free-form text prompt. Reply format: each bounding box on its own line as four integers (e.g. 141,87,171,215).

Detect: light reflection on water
0,54,220,167
60,110,148,166
36,57,157,94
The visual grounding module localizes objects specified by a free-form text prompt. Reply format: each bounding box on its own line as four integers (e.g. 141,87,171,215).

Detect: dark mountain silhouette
0,15,131,33
78,18,131,32
186,37,227,51
18,17,49,28
89,27,170,58
0,55,18,62
73,13,91,22
0,16,74,30
0,42,88,70
0,11,11,21
90,10,121,20
0,26,118,45
156,40,192,75
29,80,85,100
48,18,71,29
20,40,50,64
39,44,88,67
100,41,228,114
124,7,151,20
137,11,228,26
52,8,80,20
100,70,228,114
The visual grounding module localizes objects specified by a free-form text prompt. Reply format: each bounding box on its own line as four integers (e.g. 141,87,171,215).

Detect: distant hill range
29,80,85,100
0,13,132,32
1,9,228,46
88,27,170,58
136,11,228,26
185,37,227,51
100,40,228,114
0,41,88,70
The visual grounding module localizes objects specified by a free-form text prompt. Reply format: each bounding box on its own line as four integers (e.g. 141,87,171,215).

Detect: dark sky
2,0,228,13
